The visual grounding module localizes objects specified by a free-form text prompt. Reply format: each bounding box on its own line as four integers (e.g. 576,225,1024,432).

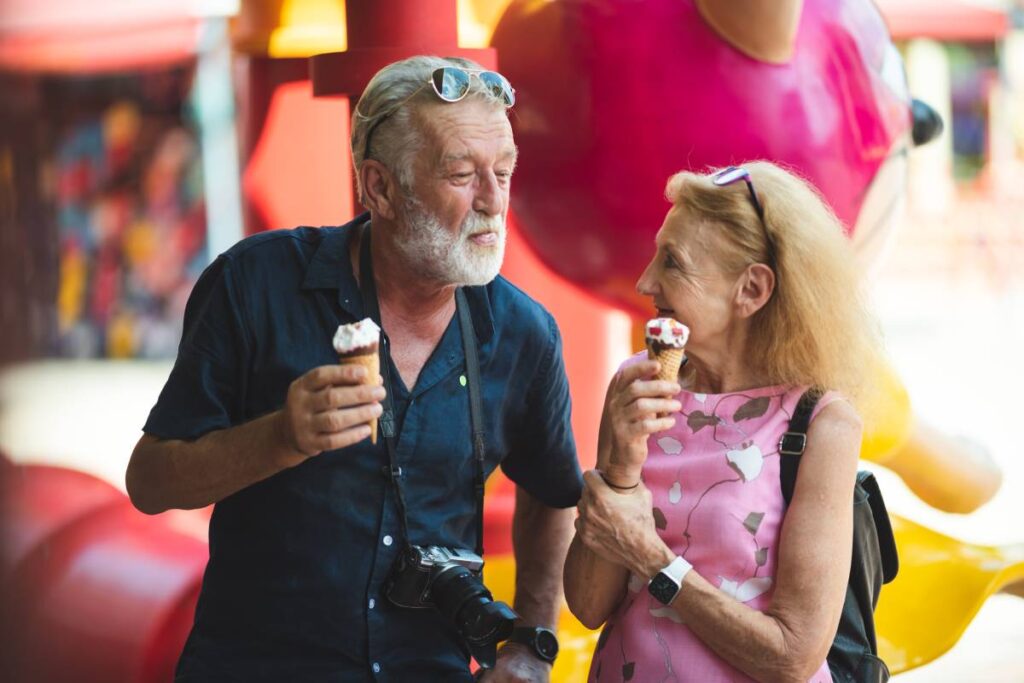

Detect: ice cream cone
647,345,685,382
644,317,689,383
333,318,383,444
338,349,381,444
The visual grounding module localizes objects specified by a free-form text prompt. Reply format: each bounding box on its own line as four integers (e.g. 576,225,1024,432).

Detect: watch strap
661,555,692,584
508,626,558,663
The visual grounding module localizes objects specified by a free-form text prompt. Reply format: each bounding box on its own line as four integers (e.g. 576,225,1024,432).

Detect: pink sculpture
492,0,914,315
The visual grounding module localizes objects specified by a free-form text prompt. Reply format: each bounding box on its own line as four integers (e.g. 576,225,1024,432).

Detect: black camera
384,545,518,669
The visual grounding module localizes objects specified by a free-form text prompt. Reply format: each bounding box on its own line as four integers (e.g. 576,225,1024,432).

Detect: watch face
534,629,558,661
649,572,680,605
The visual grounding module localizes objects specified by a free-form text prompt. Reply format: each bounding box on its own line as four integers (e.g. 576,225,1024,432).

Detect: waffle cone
339,351,381,444
647,345,685,383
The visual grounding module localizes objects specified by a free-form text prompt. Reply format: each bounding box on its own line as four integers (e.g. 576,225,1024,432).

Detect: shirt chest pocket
400,388,476,485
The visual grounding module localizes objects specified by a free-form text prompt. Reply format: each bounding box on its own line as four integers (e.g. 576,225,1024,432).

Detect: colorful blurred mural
4,67,206,359
53,70,206,359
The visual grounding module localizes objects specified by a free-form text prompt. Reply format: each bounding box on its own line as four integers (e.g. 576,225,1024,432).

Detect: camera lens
457,597,518,645
429,564,517,663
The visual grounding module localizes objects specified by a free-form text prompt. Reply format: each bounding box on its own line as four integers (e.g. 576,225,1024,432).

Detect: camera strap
457,285,488,558
358,223,489,557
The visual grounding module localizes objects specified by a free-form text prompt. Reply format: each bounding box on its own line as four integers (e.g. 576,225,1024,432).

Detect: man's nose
473,171,504,216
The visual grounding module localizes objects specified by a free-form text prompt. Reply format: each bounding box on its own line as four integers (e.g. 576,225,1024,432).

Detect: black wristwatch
507,626,559,663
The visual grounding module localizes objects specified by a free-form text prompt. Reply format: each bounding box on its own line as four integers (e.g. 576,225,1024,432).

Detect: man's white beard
396,196,506,286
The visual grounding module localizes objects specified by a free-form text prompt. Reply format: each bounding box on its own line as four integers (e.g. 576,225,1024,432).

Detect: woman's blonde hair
664,161,883,408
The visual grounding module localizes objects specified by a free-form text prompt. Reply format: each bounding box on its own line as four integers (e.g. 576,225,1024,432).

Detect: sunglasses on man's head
429,67,516,107
363,66,516,161
711,166,776,266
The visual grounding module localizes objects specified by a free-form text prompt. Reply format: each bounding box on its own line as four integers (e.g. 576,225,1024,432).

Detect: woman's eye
663,253,678,269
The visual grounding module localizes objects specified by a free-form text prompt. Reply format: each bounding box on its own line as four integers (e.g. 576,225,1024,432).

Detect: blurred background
1,0,1022,681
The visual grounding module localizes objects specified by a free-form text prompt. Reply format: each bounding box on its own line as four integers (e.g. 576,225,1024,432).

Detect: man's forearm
510,487,575,627
126,410,302,514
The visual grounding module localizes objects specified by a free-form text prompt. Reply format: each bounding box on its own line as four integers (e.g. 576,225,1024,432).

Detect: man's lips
469,230,499,246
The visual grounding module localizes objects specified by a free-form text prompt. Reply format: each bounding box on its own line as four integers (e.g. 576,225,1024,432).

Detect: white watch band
648,555,694,605
661,555,693,585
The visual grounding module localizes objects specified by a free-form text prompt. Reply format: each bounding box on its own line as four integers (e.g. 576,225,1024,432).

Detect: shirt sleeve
143,254,251,441
500,313,583,508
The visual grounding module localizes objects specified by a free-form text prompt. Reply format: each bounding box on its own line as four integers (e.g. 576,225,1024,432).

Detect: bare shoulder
800,399,862,485
812,399,863,436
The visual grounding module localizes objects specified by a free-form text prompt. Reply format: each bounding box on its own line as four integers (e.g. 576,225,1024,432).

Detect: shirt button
383,535,393,546
372,662,381,673
368,598,376,609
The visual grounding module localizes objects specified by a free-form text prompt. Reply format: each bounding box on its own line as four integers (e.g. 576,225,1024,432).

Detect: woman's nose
636,263,657,296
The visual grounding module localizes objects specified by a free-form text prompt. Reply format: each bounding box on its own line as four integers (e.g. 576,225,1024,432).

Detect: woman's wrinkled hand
575,470,672,578
599,360,680,484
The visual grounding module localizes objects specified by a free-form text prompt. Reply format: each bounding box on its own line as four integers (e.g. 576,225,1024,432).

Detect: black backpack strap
859,471,900,584
780,388,823,505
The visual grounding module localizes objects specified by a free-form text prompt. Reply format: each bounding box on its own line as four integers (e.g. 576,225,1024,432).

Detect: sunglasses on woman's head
363,66,516,161
712,166,765,220
711,166,776,267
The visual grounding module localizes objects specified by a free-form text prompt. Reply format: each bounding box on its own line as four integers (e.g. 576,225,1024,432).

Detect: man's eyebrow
440,152,473,165
437,147,519,167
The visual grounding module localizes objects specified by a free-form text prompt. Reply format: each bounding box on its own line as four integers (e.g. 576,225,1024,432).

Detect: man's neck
351,218,457,336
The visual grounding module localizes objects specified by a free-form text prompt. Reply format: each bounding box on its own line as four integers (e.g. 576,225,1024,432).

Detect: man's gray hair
351,55,511,201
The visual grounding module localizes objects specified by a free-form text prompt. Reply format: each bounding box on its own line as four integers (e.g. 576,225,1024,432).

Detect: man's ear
359,159,402,220
735,263,775,318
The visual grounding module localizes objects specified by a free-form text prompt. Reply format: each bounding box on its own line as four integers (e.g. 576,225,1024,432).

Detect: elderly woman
564,161,883,682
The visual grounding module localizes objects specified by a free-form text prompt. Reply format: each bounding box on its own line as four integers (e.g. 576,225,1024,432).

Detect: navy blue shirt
144,214,582,682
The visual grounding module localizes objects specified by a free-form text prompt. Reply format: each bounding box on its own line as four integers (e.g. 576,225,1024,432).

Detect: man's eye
663,253,678,269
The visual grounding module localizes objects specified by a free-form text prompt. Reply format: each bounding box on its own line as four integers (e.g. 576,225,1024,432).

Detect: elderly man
126,56,582,682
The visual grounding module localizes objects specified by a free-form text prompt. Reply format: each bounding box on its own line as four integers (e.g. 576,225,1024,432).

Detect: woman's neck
680,334,772,394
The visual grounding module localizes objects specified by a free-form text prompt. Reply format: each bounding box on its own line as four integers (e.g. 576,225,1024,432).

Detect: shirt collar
300,213,367,321
300,212,495,343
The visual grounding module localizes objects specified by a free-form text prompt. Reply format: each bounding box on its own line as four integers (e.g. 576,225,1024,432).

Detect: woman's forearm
563,534,629,629
667,569,827,683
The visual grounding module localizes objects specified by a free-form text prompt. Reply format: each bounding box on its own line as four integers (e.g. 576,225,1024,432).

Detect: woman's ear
359,160,401,220
735,263,776,318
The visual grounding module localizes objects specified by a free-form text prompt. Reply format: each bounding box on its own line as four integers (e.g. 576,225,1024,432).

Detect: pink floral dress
588,354,838,683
